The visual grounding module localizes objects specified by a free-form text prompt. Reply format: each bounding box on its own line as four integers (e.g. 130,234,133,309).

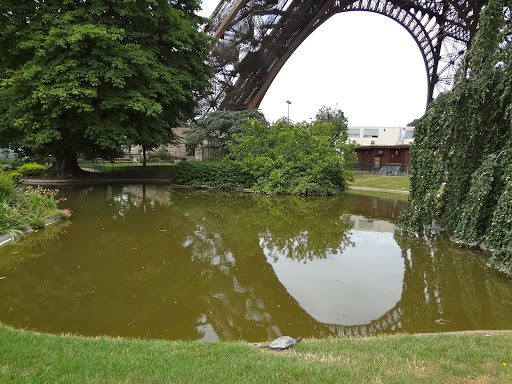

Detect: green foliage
225,118,357,195
0,171,22,234
147,148,175,163
16,187,59,229
484,155,512,266
0,181,64,236
0,171,16,204
315,105,349,132
0,0,212,174
0,160,23,167
170,161,253,189
18,163,45,176
0,203,25,237
0,159,23,171
8,172,22,183
397,0,512,268
185,110,268,150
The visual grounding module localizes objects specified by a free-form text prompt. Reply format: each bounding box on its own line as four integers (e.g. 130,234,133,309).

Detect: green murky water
0,185,511,342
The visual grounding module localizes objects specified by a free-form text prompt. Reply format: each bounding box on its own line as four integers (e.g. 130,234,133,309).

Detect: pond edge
0,216,69,248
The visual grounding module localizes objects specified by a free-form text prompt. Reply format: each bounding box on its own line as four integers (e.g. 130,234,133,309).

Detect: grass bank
347,189,409,202
0,324,511,383
350,174,410,191
348,174,410,201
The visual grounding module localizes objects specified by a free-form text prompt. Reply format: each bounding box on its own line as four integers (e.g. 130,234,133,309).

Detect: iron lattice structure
201,0,487,113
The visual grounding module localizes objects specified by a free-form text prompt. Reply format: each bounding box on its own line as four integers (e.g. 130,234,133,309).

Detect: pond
0,185,511,342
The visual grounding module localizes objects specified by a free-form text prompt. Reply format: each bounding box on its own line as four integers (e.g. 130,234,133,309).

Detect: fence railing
77,160,176,174
47,158,411,176
353,163,410,175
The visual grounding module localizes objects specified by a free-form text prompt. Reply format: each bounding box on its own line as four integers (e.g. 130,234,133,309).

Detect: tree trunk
142,146,147,167
48,146,83,178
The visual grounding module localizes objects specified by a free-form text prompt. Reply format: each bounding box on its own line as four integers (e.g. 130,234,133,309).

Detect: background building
124,127,195,162
347,126,414,146
347,126,414,175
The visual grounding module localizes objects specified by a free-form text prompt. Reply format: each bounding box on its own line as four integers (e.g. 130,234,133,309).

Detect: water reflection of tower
180,192,440,340
180,192,357,341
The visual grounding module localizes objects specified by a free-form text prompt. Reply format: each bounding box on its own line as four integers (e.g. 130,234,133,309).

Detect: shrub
0,159,23,167
147,148,175,163
13,187,61,230
8,172,22,182
0,185,66,237
18,163,45,176
225,119,357,195
0,203,25,237
0,164,13,171
0,171,16,204
170,161,253,189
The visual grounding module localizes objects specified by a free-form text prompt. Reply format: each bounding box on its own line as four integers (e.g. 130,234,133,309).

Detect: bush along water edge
169,160,254,189
0,171,71,243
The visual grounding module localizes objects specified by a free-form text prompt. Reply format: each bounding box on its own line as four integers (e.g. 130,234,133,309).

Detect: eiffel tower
200,0,487,114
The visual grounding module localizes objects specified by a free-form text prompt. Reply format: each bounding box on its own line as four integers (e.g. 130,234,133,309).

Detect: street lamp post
286,100,291,123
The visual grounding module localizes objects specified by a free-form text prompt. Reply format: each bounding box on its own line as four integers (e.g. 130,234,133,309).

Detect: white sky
198,1,427,127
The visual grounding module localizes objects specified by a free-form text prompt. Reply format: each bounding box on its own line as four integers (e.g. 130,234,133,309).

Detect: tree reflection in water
0,186,511,342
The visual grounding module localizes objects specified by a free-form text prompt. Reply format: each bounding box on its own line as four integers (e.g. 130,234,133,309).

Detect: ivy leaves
397,0,512,271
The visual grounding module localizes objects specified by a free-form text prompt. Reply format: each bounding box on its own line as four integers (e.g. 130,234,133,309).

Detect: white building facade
347,126,414,146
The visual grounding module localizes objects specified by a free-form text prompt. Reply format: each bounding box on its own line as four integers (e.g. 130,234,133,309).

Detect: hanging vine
397,0,512,272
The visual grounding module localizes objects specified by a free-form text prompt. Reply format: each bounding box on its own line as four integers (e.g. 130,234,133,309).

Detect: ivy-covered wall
397,0,512,272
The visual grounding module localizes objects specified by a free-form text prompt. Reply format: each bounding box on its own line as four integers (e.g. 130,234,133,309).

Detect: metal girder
199,0,487,114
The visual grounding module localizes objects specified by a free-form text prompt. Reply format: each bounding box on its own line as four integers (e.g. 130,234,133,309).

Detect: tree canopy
0,0,212,175
397,0,512,271
185,109,267,151
315,105,348,130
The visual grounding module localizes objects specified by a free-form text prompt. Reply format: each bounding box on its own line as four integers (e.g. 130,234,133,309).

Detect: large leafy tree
0,0,211,176
397,0,512,270
185,109,267,151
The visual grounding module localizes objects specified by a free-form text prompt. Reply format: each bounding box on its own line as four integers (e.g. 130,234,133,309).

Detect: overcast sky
198,1,427,127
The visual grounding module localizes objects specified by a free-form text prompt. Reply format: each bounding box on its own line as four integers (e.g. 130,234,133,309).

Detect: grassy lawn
0,324,511,383
350,174,410,191
347,188,409,202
